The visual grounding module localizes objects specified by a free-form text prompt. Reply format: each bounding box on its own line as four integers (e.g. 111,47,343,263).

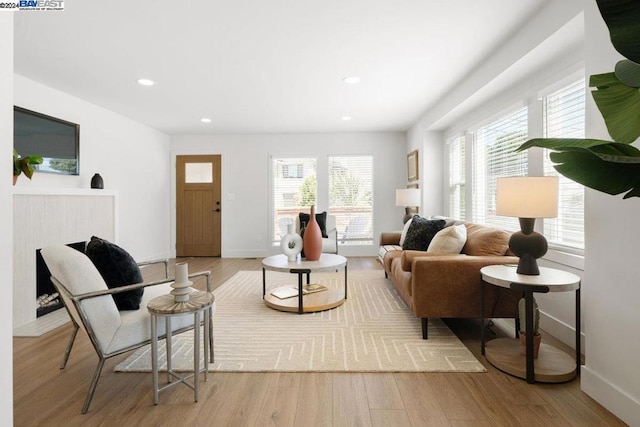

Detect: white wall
0,13,14,425
171,132,406,258
13,75,172,261
580,3,640,425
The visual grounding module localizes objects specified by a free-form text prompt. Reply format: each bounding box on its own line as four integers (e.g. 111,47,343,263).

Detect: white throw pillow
426,224,467,254
399,217,413,246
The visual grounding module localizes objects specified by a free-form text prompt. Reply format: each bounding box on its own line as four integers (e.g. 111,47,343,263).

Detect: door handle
214,208,220,212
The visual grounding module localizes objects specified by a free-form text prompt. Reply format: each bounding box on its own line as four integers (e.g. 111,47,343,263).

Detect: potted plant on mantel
13,149,43,185
518,297,541,358
517,0,640,199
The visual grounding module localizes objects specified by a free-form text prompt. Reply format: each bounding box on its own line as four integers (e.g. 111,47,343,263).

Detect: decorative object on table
271,284,328,300
302,205,322,261
517,0,640,199
171,262,193,302
407,150,419,182
496,176,558,275
518,296,541,358
280,223,303,262
395,187,421,224
13,149,43,185
90,173,104,189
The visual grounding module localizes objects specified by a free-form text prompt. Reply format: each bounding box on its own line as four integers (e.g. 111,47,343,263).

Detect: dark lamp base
509,218,548,276
402,207,416,224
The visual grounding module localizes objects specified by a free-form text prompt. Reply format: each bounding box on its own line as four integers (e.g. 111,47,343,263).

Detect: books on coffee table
271,284,328,299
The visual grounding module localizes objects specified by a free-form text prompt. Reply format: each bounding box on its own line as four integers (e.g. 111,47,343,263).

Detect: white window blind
543,78,586,252
472,107,528,230
329,155,373,245
448,136,466,220
272,156,317,244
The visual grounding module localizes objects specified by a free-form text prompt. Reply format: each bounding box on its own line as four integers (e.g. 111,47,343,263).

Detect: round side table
480,265,580,384
148,291,214,404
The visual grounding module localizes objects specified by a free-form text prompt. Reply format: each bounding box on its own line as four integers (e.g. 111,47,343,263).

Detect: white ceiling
14,0,547,135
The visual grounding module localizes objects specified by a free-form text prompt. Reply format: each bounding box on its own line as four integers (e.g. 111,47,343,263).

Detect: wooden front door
176,155,221,257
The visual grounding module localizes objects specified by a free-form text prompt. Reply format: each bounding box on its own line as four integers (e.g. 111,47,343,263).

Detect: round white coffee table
262,253,347,313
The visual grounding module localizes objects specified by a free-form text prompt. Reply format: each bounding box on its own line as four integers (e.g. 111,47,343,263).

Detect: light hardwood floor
14,257,625,426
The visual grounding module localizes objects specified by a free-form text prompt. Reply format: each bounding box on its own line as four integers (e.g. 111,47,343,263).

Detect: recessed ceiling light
137,78,154,86
341,116,352,121
201,118,212,123
343,76,360,84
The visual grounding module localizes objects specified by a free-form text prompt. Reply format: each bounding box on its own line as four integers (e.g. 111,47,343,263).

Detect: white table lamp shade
496,176,559,218
396,188,421,207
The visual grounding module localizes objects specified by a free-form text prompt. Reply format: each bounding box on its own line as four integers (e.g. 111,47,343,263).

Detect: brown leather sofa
379,222,521,339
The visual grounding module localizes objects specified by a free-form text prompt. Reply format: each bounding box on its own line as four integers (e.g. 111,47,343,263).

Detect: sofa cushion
427,223,467,254
462,223,511,256
299,211,328,238
85,236,144,310
431,215,465,228
401,216,446,251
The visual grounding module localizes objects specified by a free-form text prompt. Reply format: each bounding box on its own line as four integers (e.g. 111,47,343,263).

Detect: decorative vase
171,262,193,302
280,223,303,262
302,205,322,261
91,173,104,189
519,333,542,359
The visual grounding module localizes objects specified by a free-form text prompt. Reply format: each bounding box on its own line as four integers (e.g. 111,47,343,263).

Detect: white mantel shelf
13,187,118,196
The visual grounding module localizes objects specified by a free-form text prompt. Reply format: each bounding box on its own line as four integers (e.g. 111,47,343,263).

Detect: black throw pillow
85,236,144,310
299,211,328,238
401,216,446,251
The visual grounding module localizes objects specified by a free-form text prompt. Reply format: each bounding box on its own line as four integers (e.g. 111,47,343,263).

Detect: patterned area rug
115,270,485,373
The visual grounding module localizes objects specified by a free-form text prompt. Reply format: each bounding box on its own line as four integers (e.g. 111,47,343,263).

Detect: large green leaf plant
518,0,640,199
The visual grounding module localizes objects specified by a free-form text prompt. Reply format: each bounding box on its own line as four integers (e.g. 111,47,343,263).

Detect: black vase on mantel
90,173,104,189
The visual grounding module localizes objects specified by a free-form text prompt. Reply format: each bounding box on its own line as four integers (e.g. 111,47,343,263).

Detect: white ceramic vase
171,262,193,302
280,223,303,262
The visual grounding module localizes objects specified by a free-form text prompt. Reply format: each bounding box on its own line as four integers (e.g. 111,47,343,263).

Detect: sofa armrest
380,232,402,246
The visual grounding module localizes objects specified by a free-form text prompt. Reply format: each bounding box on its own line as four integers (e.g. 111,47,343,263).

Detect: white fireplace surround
13,188,118,334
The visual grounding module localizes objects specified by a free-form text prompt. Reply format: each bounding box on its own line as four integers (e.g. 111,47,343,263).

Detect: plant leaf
518,137,617,151
596,0,640,64
589,72,640,143
549,149,640,198
590,142,640,162
615,60,640,87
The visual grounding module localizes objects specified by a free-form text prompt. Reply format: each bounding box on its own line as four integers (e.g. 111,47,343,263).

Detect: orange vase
303,205,322,261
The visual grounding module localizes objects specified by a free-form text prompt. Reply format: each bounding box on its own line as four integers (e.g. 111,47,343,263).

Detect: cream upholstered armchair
40,245,214,414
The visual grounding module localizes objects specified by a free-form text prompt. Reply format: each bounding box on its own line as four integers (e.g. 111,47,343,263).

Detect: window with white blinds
472,107,528,231
448,136,466,220
272,156,317,244
329,155,373,245
543,78,586,252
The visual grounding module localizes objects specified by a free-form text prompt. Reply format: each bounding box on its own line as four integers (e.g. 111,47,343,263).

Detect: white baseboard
582,366,640,427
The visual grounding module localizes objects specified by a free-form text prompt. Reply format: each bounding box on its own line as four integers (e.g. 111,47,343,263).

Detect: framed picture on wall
407,150,419,182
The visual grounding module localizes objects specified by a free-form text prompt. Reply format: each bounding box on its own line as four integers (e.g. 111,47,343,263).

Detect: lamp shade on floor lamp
496,176,558,275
